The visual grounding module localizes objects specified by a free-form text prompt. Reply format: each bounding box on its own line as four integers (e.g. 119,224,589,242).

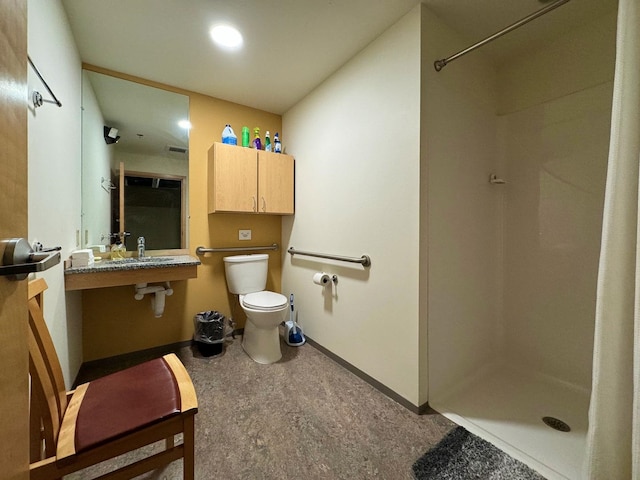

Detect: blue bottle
222,124,237,145
274,132,282,153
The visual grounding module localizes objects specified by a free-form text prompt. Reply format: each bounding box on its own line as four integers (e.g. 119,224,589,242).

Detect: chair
28,278,198,480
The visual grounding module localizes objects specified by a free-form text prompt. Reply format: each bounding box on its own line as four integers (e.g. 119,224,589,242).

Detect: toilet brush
286,293,305,346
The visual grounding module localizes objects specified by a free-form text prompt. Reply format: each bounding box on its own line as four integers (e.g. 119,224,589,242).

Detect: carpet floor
68,335,455,479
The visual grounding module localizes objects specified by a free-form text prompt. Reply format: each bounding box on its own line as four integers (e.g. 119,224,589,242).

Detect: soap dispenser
110,233,126,260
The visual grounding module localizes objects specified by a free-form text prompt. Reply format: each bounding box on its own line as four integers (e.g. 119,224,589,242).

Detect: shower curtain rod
434,0,571,72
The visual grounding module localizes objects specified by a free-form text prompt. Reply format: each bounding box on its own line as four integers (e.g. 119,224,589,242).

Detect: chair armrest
162,354,198,412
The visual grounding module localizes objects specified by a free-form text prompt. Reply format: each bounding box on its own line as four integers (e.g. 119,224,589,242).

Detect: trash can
193,310,227,357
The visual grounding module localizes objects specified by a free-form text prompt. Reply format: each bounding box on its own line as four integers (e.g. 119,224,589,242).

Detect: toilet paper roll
313,272,331,285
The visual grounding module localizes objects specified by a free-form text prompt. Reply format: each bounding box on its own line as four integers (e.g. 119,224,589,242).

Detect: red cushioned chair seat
75,357,181,452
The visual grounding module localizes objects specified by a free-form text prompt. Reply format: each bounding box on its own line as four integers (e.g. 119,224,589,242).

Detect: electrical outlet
239,229,252,241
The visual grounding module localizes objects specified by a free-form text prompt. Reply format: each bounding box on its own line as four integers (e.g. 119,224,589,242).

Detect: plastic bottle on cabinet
274,132,282,153
222,124,237,145
241,126,250,147
252,127,262,150
265,131,272,152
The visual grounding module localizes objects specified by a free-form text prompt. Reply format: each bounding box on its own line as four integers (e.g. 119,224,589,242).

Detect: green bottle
241,126,250,147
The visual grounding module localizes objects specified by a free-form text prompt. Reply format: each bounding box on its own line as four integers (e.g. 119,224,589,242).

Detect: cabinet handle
261,197,266,212
252,196,257,212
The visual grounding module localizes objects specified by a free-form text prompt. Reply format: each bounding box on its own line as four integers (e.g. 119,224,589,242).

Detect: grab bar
287,247,371,267
196,243,279,255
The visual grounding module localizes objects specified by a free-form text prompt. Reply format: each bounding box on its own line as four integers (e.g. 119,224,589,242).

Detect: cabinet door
258,151,294,215
208,143,257,213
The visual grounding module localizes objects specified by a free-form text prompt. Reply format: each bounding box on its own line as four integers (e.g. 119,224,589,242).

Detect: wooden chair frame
28,278,198,480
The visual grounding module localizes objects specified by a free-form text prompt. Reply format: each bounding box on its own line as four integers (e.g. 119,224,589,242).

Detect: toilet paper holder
313,272,330,285
313,272,338,286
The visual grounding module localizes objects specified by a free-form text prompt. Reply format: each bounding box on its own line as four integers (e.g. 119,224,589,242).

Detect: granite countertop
65,254,201,275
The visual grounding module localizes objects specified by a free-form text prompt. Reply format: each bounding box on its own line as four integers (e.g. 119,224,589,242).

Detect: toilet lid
242,291,288,311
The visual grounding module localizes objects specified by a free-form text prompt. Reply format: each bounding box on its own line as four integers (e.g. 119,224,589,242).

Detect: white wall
422,7,502,402
497,11,616,390
116,150,189,178
282,7,422,405
81,71,112,248
28,0,83,387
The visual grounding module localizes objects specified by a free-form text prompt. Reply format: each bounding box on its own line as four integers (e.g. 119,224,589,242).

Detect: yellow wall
82,68,283,361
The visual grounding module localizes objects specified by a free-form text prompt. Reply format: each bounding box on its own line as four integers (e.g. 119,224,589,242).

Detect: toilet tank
223,254,269,294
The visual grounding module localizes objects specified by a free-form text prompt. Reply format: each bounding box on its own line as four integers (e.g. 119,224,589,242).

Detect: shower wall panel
423,8,502,401
498,86,611,390
497,12,616,390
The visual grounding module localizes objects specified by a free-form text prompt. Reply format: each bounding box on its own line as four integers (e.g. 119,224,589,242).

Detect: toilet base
241,319,282,364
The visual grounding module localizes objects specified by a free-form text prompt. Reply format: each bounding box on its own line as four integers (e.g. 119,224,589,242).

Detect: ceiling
62,0,617,116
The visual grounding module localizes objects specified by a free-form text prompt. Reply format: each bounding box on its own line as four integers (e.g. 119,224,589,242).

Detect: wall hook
101,177,116,193
489,174,506,185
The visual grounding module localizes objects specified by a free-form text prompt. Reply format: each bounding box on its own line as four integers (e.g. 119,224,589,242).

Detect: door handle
0,238,61,280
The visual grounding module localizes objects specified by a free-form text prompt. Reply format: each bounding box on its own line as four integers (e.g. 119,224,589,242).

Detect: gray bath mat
412,427,546,479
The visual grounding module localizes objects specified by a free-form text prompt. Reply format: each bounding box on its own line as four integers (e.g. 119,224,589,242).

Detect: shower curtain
584,0,640,478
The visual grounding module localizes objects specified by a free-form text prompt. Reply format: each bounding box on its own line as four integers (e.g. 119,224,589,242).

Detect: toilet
223,254,288,364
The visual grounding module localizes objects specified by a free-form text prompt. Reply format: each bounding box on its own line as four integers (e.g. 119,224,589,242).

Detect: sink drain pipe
134,282,174,317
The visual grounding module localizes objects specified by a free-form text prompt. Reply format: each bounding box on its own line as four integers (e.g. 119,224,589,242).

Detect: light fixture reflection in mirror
81,70,189,252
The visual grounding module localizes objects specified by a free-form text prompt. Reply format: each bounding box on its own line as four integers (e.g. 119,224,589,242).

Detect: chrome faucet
137,236,145,258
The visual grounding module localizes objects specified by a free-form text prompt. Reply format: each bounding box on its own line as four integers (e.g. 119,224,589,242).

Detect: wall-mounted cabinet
208,142,294,215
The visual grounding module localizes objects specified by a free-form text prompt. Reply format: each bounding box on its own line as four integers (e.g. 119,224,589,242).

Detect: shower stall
423,3,617,479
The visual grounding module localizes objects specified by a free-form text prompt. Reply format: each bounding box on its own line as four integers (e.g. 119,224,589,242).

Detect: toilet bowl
240,291,288,364
223,254,288,364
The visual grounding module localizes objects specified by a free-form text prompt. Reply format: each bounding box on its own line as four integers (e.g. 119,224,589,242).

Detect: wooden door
258,150,294,215
208,143,257,213
0,1,29,479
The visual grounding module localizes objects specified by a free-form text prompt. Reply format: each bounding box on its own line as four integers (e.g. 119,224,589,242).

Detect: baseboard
303,336,432,415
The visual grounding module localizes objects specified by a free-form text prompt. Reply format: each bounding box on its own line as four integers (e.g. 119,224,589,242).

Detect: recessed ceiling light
178,120,192,129
210,25,243,50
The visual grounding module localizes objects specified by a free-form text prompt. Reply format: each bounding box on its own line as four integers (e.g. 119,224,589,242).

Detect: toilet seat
242,291,287,311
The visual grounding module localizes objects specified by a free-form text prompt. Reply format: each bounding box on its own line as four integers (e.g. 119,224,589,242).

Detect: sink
65,254,201,291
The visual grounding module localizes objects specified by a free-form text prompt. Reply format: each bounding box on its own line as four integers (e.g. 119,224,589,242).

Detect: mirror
81,70,189,252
